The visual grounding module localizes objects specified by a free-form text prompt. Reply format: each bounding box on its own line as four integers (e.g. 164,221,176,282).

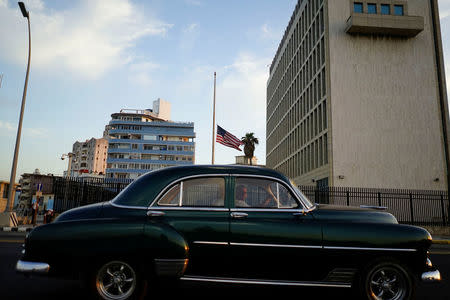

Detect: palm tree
241,133,259,165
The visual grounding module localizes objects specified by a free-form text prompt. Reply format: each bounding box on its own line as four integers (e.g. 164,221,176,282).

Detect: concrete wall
327,0,447,189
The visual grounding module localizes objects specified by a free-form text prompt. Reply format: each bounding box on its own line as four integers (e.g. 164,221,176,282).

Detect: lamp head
18,2,29,18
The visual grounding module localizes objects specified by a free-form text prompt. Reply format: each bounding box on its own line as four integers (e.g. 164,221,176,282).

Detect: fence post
409,193,414,225
116,183,121,194
81,182,88,206
440,194,446,226
346,191,350,206
378,192,381,207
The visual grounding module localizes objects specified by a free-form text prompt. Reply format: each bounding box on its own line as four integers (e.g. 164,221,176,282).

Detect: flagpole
211,72,216,164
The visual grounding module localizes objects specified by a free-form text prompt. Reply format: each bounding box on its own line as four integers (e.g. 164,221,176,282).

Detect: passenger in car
235,185,250,207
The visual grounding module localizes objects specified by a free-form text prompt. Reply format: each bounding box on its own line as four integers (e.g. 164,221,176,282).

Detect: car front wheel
362,260,414,300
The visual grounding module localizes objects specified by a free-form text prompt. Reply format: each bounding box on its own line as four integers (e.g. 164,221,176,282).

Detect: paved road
1,233,448,300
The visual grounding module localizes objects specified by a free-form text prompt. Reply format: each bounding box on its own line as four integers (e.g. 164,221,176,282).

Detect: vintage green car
17,165,440,300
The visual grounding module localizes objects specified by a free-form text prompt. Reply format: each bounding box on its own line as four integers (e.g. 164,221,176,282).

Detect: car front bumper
16,260,50,274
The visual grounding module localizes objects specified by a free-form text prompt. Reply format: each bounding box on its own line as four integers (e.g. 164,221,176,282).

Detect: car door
229,176,323,281
146,175,231,277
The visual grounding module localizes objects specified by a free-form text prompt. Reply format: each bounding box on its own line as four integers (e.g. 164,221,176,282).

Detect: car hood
311,204,398,224
54,202,106,222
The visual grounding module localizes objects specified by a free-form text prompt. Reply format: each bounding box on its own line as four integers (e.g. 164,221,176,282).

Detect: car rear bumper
421,269,441,282
16,260,50,274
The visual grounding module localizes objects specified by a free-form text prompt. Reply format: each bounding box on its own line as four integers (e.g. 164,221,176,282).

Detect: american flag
216,125,243,151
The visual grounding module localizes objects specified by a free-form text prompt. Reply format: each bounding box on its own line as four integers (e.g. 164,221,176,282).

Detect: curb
1,227,34,232
433,239,450,245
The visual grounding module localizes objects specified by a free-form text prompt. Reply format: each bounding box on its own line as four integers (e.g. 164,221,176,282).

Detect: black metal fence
300,186,449,227
53,177,132,213
52,176,449,226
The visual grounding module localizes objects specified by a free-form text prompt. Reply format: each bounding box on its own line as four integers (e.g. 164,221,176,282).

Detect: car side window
157,177,225,207
157,184,181,206
235,178,298,209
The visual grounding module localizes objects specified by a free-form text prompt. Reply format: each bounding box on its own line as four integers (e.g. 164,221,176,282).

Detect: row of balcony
109,119,194,128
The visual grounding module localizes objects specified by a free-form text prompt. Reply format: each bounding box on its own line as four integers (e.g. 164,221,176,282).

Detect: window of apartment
143,135,157,141
132,144,138,149
381,4,390,15
367,3,377,14
353,2,363,13
394,5,404,16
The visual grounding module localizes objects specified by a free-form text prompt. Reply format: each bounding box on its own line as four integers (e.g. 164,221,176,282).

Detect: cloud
179,23,199,51
24,127,48,138
213,53,270,164
439,0,450,19
184,0,201,6
0,0,172,79
128,61,160,86
183,23,198,34
0,120,46,138
0,120,15,132
218,53,269,127
260,23,279,40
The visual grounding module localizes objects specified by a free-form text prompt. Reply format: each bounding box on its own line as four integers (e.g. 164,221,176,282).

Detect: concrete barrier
0,212,18,227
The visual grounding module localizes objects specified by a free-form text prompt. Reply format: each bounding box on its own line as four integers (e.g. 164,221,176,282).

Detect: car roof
112,164,290,207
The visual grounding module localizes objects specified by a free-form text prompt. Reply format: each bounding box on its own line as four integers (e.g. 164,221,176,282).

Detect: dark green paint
22,165,435,282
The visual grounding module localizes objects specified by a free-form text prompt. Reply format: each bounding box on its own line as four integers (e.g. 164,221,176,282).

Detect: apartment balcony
109,119,194,128
346,13,424,37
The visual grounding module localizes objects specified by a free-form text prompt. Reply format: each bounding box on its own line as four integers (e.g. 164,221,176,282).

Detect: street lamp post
61,153,75,177
7,2,31,212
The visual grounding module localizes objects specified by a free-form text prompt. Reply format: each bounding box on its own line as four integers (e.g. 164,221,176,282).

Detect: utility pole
7,2,31,212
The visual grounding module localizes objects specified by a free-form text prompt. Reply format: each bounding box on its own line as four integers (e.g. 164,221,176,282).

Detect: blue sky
0,0,449,181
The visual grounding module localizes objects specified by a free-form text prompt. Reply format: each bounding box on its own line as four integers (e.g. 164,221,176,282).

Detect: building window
381,4,390,15
394,5,404,16
367,3,377,14
354,2,363,13
143,135,157,141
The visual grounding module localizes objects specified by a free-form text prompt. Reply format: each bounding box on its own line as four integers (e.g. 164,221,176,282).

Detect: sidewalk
432,235,450,245
1,224,37,233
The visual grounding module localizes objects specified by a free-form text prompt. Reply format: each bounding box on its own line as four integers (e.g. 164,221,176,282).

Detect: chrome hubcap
96,261,136,300
369,267,406,300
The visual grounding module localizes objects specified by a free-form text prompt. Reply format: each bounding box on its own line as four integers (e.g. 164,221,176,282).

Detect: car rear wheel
92,260,147,300
362,260,414,300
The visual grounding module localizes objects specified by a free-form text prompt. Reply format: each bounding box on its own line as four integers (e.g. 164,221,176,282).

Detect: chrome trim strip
147,207,229,212
110,201,147,210
230,242,322,249
16,260,50,274
421,270,441,282
180,275,352,288
149,174,229,207
154,259,188,277
193,241,229,246
323,246,417,252
230,208,303,213
360,205,388,210
179,181,184,206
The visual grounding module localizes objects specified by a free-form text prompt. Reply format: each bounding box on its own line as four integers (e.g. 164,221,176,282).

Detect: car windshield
290,180,315,210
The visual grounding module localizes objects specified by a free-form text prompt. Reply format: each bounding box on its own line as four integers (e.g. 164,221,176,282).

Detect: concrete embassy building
104,99,195,179
266,0,449,190
70,138,108,176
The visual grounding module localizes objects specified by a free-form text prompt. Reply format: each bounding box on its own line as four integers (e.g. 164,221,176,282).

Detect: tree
241,133,259,165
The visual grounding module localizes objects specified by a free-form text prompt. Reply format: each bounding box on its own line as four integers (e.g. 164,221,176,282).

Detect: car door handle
147,211,165,217
230,212,248,219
